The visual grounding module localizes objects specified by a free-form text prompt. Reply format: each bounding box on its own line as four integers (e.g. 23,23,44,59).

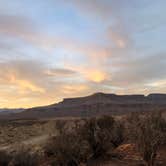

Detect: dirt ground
0,119,165,166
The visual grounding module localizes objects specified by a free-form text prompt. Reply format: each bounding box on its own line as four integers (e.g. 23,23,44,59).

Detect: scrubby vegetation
127,112,166,166
44,113,166,166
0,112,165,166
0,147,39,166
11,146,40,166
0,151,12,166
44,116,124,165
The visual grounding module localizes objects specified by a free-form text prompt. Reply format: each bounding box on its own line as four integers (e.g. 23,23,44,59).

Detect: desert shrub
56,119,66,134
127,112,166,166
45,116,124,165
83,116,113,159
110,121,125,148
0,151,12,166
45,128,90,166
81,116,124,160
125,112,141,141
11,147,39,166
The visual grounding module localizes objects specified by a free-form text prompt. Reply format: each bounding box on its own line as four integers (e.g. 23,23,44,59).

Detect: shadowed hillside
1,93,166,120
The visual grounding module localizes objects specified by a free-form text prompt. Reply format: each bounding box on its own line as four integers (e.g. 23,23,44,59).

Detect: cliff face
147,94,166,103
56,93,166,107
1,93,166,119
49,93,166,117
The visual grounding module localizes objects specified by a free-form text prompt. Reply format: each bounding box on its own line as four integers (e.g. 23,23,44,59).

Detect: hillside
1,93,166,119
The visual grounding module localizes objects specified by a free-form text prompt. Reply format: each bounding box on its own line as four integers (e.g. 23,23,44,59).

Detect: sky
0,0,166,108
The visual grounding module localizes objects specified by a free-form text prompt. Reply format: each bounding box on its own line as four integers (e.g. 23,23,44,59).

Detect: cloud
0,13,58,53
9,75,45,93
0,11,120,64
0,60,45,93
0,13,111,62
146,79,166,88
108,26,130,49
61,84,89,94
0,59,96,107
107,52,166,88
0,13,36,38
45,68,77,77
62,0,112,20
84,70,108,83
0,0,166,107
0,59,80,91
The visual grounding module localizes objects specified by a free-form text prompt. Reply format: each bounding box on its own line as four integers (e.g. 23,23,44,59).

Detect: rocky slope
1,93,166,119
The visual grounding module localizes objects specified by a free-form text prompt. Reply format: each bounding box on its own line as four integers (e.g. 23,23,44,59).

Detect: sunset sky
0,0,166,108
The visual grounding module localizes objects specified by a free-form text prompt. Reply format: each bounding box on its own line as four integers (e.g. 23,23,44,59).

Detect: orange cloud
8,74,45,93
85,70,108,83
62,84,89,94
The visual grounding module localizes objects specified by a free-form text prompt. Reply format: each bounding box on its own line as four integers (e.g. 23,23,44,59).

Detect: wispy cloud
0,0,166,107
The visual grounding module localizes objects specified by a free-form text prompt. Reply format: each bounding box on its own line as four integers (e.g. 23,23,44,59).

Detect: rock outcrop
1,93,166,119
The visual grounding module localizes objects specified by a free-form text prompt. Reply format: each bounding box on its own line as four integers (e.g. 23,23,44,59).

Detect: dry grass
0,114,165,166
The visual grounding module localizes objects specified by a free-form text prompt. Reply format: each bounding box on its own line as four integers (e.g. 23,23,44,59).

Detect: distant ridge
1,93,166,120
0,108,24,115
